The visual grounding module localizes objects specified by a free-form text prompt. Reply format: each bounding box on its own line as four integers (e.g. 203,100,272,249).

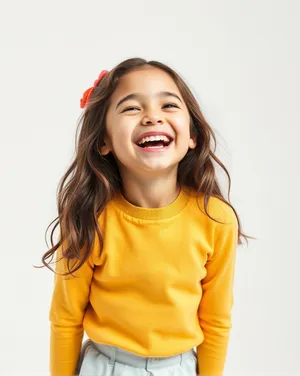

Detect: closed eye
123,103,179,112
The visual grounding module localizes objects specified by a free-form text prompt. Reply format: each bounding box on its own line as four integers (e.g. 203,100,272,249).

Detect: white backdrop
1,0,299,375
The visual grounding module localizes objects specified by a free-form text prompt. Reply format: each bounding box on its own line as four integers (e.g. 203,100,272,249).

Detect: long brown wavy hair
37,57,254,277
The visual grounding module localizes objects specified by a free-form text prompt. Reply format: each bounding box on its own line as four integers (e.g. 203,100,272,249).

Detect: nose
141,113,164,126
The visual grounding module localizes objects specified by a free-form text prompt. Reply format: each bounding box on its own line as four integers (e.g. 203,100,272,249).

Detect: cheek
110,125,134,152
174,114,190,131
105,114,133,146
175,120,192,142
113,128,132,144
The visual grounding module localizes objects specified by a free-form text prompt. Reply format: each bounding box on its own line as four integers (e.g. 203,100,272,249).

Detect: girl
42,57,252,376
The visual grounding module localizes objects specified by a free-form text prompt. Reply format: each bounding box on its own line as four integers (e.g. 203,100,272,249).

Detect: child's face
103,67,196,178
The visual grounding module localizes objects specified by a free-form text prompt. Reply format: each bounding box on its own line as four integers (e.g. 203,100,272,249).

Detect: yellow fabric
49,186,238,376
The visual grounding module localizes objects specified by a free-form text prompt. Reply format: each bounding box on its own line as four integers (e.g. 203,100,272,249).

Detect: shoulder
187,188,238,228
208,195,237,227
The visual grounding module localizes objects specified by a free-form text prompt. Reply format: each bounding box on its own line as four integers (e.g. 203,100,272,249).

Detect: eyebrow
115,91,183,110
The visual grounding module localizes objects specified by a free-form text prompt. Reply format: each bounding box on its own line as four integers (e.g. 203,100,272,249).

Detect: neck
119,168,180,208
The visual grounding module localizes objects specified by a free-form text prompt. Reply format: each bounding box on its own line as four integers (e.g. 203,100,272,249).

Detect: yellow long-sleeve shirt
49,185,238,376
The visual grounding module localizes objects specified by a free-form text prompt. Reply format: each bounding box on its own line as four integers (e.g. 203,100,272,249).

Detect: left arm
197,207,238,376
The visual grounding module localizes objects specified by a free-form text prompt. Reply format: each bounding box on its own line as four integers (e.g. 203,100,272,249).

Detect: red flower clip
80,70,109,109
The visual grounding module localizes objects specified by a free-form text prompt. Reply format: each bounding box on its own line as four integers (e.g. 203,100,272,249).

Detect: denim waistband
90,340,197,371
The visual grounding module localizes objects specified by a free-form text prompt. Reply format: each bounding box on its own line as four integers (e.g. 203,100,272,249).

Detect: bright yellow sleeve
49,241,95,376
197,208,238,376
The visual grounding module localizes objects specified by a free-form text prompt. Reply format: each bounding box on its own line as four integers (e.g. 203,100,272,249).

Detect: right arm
49,241,95,376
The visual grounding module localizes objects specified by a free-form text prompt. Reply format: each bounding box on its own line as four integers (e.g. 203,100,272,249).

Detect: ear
100,136,113,155
100,142,111,155
188,135,197,149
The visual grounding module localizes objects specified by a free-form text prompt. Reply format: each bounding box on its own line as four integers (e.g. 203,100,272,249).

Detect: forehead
110,67,182,102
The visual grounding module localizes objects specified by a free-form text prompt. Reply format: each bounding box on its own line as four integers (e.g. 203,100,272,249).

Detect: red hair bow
80,70,109,109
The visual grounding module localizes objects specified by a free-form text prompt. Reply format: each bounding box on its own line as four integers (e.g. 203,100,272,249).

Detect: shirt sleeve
49,239,96,376
196,207,238,376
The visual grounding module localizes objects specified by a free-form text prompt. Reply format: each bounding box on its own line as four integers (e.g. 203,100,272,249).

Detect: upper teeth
137,135,171,145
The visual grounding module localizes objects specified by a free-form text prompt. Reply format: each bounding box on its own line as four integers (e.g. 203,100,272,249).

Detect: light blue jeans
76,339,198,376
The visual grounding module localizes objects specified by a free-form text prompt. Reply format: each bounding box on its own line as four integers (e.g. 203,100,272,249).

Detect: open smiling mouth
135,135,173,150
137,140,172,149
